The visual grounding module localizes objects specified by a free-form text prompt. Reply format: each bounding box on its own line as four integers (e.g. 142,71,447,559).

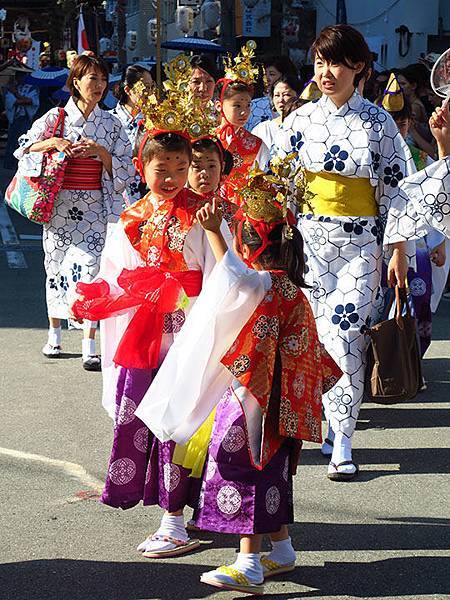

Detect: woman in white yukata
401,100,450,239
15,54,133,370
110,64,154,205
276,25,423,480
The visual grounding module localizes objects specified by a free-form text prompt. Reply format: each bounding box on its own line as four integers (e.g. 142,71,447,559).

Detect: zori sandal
200,565,264,595
327,460,359,481
140,533,200,558
260,556,296,579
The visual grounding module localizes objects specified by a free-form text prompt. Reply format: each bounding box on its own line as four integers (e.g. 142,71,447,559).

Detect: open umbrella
161,37,226,54
24,66,69,88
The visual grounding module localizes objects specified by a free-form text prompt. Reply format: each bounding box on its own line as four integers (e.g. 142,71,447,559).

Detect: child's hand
430,239,446,267
196,197,222,233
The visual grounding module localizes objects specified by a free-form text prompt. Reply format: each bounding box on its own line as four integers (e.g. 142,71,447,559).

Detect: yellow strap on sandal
216,565,250,586
260,556,281,571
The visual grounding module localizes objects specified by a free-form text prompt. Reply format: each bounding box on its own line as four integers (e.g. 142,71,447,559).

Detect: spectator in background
3,71,39,169
110,64,154,205
246,55,299,131
189,54,219,107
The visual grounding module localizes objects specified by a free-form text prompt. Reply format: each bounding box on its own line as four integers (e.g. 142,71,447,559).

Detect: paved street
0,166,449,600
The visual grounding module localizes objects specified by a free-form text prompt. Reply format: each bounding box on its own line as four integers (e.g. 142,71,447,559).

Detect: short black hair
191,137,233,176
134,127,192,163
190,54,220,81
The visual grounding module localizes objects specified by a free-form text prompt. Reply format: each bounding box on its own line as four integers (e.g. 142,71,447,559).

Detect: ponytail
279,224,308,288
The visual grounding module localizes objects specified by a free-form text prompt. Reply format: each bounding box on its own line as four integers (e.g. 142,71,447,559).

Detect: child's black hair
390,97,413,122
116,64,151,105
134,126,192,163
236,221,308,288
191,137,233,176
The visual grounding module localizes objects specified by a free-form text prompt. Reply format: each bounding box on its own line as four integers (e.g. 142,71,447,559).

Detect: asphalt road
1,167,449,600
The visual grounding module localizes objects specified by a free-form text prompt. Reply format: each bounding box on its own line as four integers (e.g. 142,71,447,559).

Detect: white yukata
15,97,133,320
245,95,277,131
251,117,282,158
110,102,142,205
276,90,424,438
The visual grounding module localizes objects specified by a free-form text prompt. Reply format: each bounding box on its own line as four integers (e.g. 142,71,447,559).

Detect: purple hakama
194,389,294,535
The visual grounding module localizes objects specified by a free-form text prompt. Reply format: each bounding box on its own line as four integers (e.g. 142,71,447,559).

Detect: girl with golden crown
70,55,233,558
135,158,341,594
215,41,270,206
276,25,427,481
381,73,448,358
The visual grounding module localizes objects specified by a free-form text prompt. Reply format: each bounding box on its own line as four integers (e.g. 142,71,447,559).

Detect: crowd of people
8,23,450,595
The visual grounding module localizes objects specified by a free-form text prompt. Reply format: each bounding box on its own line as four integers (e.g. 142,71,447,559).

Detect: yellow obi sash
304,171,378,217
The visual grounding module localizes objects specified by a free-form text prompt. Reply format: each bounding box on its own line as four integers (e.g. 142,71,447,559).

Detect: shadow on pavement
1,555,449,600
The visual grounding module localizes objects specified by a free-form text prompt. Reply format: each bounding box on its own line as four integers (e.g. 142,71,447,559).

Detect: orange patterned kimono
122,188,204,269
218,126,262,206
221,271,342,470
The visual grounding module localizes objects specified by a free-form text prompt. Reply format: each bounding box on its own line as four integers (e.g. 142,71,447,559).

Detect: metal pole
220,0,236,54
156,0,162,91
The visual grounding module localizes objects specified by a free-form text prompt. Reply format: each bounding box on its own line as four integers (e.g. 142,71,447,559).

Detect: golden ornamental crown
133,54,218,138
239,154,313,233
222,40,259,86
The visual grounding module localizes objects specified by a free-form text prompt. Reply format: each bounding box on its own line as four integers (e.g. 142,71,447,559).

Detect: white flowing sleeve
134,250,272,443
377,115,428,247
399,156,450,238
255,140,270,171
183,220,233,283
95,221,144,419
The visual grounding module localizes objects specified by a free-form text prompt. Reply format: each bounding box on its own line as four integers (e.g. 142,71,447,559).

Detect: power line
314,0,403,26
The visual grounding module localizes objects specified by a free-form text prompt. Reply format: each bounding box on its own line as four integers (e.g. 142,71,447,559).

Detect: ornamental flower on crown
222,40,259,86
132,53,218,139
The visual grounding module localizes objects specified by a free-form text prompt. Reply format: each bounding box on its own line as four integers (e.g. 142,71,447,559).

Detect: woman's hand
73,137,112,174
387,243,408,288
430,239,446,267
429,101,450,158
52,137,75,156
196,197,222,233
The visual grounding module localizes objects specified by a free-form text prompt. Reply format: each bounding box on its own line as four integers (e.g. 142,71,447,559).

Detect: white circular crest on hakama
117,395,137,425
109,457,136,485
222,425,246,453
266,485,281,515
206,457,217,481
133,427,149,453
409,277,427,296
217,485,242,515
163,463,181,492
282,456,289,482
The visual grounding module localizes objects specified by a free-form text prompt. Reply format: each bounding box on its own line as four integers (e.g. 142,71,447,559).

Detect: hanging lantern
126,31,137,51
147,18,157,45
99,37,112,54
176,6,194,35
201,0,220,30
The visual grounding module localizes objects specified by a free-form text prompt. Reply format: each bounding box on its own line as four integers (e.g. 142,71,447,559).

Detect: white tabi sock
266,536,296,566
230,552,264,584
82,338,96,360
157,513,188,542
331,431,352,464
48,327,61,347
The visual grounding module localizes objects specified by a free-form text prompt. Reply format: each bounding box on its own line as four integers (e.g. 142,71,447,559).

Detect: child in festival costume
135,159,342,595
215,41,270,205
71,55,231,558
187,136,237,225
381,73,448,357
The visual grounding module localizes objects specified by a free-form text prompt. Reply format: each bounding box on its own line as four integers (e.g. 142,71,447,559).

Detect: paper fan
430,48,450,98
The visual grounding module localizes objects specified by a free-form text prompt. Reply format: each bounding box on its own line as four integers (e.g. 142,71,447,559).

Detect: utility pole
117,0,127,68
220,0,236,53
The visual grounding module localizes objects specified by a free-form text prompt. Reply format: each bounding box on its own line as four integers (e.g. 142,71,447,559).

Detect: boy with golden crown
71,55,232,558
135,158,341,594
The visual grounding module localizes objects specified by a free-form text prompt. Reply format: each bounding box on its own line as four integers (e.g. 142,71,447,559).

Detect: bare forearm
204,228,228,263
27,137,58,153
437,140,450,159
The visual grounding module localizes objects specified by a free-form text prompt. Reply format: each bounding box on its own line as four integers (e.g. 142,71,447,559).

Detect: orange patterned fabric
121,188,204,271
218,127,262,207
221,271,342,469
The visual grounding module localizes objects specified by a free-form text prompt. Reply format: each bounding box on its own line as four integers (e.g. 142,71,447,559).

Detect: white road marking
0,201,27,269
0,446,104,492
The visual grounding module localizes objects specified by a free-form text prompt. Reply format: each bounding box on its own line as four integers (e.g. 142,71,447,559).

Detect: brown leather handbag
365,286,422,404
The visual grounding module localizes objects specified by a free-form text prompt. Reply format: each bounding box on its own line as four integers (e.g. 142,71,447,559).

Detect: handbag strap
51,107,66,138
